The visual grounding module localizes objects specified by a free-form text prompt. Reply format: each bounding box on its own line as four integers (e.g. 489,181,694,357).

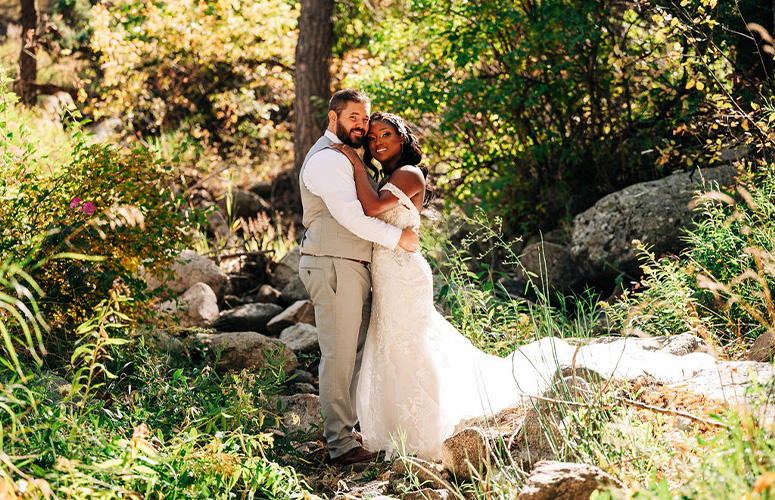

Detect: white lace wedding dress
356,183,535,460
356,182,721,461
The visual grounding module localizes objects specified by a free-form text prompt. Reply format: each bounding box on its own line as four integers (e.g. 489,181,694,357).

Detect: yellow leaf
754,471,775,493
742,120,750,131
686,79,696,90
696,81,705,91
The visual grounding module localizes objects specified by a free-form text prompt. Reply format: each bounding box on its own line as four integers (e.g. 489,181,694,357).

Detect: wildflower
79,202,95,215
69,197,81,209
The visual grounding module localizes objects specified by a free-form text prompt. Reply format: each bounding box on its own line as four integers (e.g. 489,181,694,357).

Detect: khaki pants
299,255,371,458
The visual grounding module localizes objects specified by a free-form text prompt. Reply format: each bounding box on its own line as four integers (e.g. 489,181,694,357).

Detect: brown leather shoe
353,430,363,445
330,446,379,466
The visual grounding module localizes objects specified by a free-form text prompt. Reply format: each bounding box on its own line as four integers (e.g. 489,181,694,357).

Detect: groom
298,88,419,466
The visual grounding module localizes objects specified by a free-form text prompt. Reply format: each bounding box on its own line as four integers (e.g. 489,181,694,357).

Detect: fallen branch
520,392,729,430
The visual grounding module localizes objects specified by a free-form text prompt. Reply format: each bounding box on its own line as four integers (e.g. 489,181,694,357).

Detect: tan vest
299,136,373,261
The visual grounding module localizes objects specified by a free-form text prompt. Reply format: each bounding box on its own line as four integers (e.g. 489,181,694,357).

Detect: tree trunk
19,0,39,105
293,0,334,203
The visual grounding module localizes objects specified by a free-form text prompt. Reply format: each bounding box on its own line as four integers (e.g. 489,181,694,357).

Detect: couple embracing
298,88,525,466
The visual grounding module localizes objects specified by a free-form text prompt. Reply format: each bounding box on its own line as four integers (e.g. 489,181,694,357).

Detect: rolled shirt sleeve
303,137,402,250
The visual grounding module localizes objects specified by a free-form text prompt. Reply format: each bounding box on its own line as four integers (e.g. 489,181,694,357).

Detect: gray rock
749,331,775,362
515,241,583,294
571,166,737,281
254,284,283,304
402,489,450,500
206,208,230,238
279,393,324,440
217,189,269,221
292,369,317,385
517,460,623,500
441,426,500,479
147,330,187,358
210,302,284,332
509,376,593,468
142,250,228,300
177,282,219,327
85,117,123,142
282,275,311,304
266,300,316,336
274,246,302,290
391,457,452,491
202,331,298,375
289,382,317,394
279,323,320,354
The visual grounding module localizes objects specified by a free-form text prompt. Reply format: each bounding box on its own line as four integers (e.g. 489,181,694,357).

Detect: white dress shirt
303,130,402,250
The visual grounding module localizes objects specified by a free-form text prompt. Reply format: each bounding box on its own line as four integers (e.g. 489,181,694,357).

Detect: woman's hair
364,112,433,207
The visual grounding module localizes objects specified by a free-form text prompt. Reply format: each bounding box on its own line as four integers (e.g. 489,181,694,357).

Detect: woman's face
366,120,402,165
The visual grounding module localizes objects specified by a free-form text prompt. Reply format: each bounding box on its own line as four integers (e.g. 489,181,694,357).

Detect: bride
332,112,719,461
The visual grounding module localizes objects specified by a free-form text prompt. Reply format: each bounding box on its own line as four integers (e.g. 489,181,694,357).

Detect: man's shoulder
307,144,348,166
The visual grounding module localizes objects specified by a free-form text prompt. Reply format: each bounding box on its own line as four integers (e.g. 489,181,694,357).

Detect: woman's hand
330,143,361,166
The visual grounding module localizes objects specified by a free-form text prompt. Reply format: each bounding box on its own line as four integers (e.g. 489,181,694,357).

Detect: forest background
1,0,775,498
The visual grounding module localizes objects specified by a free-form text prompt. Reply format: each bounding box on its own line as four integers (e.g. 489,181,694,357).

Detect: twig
520,392,729,429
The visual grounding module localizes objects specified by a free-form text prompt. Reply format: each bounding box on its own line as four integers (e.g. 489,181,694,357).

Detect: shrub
0,73,196,358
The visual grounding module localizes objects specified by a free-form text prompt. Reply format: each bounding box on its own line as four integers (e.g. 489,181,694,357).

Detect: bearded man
297,88,419,466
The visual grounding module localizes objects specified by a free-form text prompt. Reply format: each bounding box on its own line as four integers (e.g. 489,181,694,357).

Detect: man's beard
336,121,366,148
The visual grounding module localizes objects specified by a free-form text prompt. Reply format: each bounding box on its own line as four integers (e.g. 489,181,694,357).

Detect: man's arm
304,149,412,250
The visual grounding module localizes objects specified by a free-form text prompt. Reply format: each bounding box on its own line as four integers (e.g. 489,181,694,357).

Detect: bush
0,74,195,358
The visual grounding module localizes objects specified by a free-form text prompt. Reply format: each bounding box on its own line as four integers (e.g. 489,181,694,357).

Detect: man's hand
398,226,419,252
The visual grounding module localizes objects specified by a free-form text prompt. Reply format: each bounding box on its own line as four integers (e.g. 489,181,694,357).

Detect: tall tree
293,0,334,198
18,0,38,104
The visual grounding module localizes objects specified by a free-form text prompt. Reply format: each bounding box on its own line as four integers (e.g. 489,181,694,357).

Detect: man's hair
329,88,371,115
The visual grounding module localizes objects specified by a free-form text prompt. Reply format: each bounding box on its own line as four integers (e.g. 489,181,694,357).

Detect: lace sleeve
381,182,415,212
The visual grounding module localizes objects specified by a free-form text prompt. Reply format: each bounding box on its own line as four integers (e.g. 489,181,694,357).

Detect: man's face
334,101,370,148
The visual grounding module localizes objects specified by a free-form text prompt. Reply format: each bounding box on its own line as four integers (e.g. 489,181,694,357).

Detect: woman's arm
331,144,425,216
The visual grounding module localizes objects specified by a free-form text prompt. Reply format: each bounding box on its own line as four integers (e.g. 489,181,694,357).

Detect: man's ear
327,110,337,126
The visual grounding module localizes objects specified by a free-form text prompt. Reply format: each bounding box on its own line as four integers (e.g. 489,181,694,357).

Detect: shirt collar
324,130,342,144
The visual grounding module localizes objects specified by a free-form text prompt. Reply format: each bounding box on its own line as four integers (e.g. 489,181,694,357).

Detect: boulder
517,460,623,500
274,246,302,290
289,382,317,394
571,166,737,282
254,284,283,304
279,393,324,440
749,331,775,362
292,369,317,385
142,250,227,300
401,490,450,500
441,426,500,479
202,331,298,375
515,241,583,294
279,323,320,354
177,282,219,327
282,275,311,304
509,375,593,468
217,189,269,221
145,330,187,358
206,208,230,238
210,303,284,333
391,457,452,491
266,300,316,336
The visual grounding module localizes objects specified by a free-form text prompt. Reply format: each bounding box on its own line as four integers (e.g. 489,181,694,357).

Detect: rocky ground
140,236,774,499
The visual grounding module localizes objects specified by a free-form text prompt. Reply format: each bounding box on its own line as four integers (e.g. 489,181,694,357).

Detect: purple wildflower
79,202,96,215
70,197,81,209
